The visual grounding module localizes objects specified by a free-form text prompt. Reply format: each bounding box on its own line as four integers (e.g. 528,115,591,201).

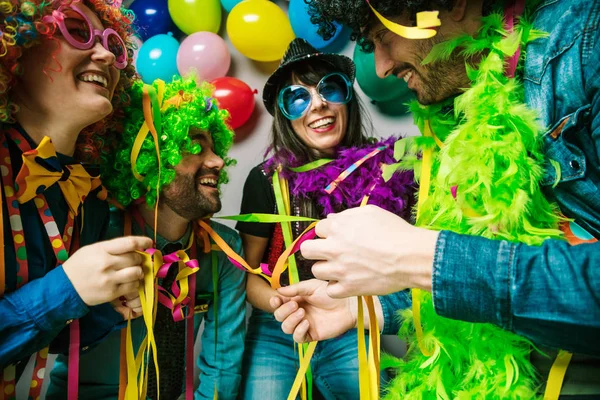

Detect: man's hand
301,205,439,298
272,279,357,343
63,236,152,306
111,291,143,320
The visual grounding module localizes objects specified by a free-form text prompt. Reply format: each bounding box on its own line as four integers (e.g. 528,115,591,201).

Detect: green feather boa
382,11,564,400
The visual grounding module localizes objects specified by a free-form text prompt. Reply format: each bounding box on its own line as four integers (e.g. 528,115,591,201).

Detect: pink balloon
176,32,231,82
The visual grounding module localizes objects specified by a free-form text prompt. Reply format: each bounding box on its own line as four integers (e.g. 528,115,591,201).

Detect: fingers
112,305,132,321
101,236,153,256
276,279,319,297
270,295,292,310
280,307,305,334
325,281,351,299
273,300,299,324
293,320,311,343
115,280,141,298
124,292,139,301
128,299,143,316
300,217,333,260
110,252,144,270
300,238,329,260
311,261,340,282
113,266,143,283
275,301,313,343
314,217,332,239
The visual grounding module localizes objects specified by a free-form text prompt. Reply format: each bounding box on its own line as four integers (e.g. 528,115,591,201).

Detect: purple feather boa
265,136,416,220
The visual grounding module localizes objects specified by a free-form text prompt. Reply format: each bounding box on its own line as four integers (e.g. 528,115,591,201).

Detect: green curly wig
101,75,235,207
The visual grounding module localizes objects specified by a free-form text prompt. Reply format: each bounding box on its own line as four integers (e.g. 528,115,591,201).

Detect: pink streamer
504,0,525,78
67,320,80,400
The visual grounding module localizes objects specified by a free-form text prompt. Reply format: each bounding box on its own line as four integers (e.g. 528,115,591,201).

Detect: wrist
348,296,359,328
348,296,383,333
406,228,438,292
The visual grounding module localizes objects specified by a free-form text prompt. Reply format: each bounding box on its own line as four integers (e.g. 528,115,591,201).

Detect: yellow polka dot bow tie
15,136,101,216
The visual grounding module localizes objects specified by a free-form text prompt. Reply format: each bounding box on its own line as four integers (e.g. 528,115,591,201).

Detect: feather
383,7,564,400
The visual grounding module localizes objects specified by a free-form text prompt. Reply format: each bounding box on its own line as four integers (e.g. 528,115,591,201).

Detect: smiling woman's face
289,75,348,155
13,1,120,128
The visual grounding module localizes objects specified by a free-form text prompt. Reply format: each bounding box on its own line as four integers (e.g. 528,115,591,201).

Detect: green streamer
216,214,317,223
289,158,334,172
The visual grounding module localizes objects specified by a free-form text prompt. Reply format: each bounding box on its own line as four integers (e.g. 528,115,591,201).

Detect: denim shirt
380,0,600,355
46,217,247,400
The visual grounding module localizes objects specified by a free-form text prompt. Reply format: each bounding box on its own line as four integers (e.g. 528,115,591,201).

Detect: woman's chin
80,102,113,126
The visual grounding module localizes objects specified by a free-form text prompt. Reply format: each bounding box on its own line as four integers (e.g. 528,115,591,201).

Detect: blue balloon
288,0,347,50
129,0,176,41
136,34,180,84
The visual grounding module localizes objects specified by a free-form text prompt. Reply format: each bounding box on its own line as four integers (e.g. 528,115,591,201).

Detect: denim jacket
46,218,247,400
380,0,600,368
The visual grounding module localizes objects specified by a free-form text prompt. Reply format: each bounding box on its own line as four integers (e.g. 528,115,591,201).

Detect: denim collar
132,218,193,253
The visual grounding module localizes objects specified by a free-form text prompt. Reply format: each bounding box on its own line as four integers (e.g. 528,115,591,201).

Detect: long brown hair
269,58,372,166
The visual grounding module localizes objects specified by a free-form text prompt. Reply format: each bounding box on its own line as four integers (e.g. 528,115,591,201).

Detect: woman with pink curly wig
0,2,152,398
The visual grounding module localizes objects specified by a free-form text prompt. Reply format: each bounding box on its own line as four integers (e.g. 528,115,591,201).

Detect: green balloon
353,44,411,102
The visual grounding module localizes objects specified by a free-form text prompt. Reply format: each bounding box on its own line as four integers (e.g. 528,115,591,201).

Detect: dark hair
308,0,500,52
269,58,372,165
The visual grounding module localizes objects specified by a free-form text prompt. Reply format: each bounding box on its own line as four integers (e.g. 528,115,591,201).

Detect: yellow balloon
227,0,295,62
168,0,221,35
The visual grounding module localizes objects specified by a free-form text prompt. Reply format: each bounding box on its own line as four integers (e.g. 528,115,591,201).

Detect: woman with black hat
236,38,415,399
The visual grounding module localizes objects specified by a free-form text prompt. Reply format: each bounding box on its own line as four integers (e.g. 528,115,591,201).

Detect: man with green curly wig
47,75,247,400
271,0,600,398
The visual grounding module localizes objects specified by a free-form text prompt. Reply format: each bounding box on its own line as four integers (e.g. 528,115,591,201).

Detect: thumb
277,279,320,297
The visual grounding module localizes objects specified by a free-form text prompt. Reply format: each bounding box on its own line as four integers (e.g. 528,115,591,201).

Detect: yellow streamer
124,250,162,400
273,169,311,400
280,181,382,400
365,296,380,398
543,350,573,400
197,220,272,282
367,0,440,39
357,297,371,399
411,120,435,357
286,342,318,400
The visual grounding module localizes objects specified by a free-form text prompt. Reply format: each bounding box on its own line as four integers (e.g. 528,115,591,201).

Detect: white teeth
79,73,108,88
403,71,413,83
199,178,218,187
309,117,335,129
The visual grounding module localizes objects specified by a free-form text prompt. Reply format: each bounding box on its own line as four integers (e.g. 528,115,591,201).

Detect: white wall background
22,1,420,398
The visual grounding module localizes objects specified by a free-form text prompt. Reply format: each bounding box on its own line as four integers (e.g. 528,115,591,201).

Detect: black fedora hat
262,38,356,116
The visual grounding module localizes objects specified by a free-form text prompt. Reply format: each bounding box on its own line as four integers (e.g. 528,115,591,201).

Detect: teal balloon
353,44,411,102
375,97,412,116
220,0,242,12
136,34,180,83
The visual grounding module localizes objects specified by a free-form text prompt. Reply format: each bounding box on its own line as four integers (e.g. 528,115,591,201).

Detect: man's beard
162,169,222,221
411,34,473,105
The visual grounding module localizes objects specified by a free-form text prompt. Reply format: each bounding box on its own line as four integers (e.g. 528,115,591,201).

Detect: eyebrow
64,12,85,21
190,132,208,141
190,132,216,148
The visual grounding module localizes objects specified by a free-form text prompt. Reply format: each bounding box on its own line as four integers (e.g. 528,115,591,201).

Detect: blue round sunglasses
277,72,353,120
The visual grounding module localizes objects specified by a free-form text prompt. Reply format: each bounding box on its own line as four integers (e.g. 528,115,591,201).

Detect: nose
204,149,225,171
90,40,116,68
308,88,327,112
374,43,395,79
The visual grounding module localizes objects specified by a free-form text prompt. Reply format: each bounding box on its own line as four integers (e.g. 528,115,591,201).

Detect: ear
450,0,468,22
